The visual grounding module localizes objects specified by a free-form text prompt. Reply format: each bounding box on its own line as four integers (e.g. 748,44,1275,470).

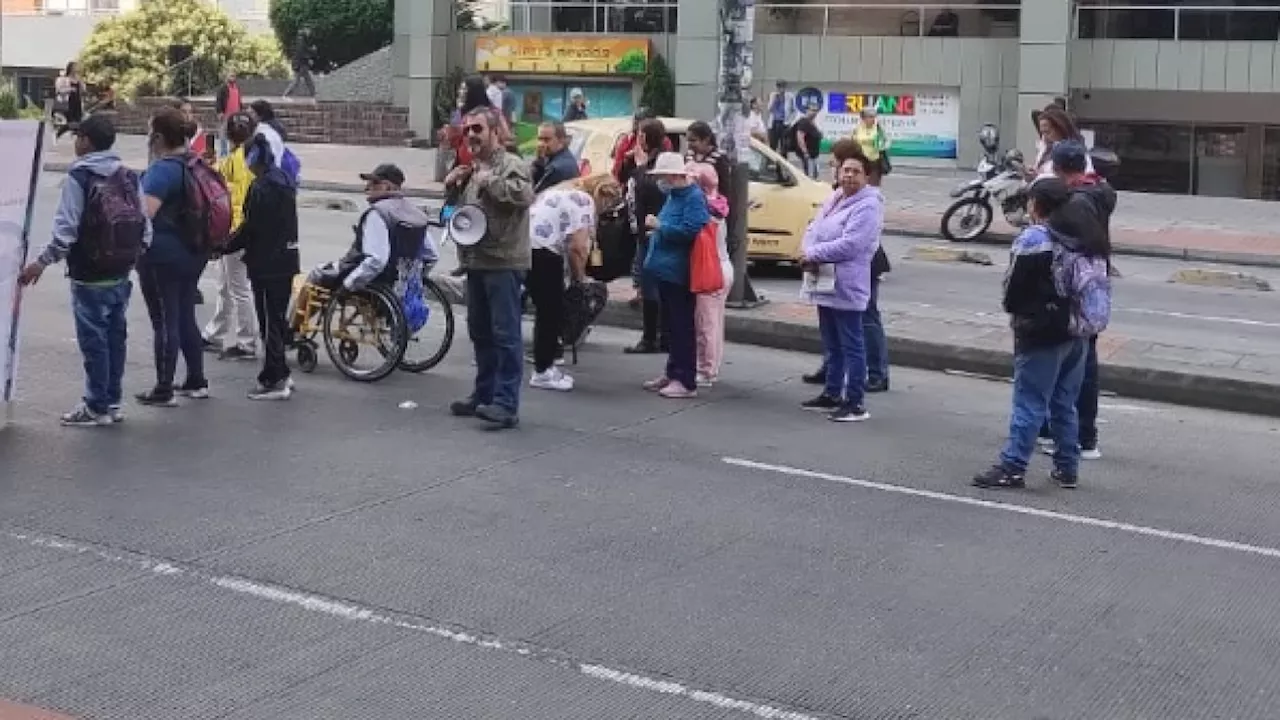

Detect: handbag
689,221,725,294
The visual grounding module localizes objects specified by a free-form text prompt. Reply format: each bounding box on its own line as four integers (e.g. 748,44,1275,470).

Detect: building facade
390,0,1280,199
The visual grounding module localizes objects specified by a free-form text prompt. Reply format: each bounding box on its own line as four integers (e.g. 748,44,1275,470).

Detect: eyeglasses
464,124,487,135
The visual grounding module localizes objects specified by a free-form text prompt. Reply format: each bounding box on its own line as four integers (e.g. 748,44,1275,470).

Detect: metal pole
718,0,765,308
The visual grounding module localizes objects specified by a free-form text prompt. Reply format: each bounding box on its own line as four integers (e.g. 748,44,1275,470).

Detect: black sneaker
801,368,826,385
475,404,519,430
218,346,256,361
865,379,890,393
60,403,112,428
972,465,1026,489
135,389,178,407
1051,468,1079,489
177,383,210,400
449,399,479,417
800,394,841,412
829,404,870,423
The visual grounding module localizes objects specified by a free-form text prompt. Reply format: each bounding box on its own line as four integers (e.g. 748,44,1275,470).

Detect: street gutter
594,301,1280,418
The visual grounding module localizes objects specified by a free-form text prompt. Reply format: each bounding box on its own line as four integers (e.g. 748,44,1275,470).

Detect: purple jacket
802,186,884,311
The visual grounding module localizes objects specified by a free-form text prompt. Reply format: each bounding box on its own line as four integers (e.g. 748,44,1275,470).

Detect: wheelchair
288,258,456,382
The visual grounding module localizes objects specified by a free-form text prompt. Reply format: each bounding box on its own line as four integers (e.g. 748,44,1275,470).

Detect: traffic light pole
716,0,766,308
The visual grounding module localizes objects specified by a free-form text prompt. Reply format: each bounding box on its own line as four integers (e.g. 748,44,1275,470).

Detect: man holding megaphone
445,107,536,430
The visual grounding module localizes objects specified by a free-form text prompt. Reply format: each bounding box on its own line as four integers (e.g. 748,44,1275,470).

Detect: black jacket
225,167,300,281
1003,224,1072,351
622,154,664,242
532,147,580,193
1057,179,1117,262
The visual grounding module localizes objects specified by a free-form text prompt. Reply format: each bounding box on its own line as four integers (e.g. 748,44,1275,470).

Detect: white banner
793,87,961,159
0,121,46,428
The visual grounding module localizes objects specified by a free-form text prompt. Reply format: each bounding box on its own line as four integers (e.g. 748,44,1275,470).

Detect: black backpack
70,166,146,278
587,201,635,283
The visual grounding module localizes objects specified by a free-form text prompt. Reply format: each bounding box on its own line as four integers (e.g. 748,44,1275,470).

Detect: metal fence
1075,4,1280,41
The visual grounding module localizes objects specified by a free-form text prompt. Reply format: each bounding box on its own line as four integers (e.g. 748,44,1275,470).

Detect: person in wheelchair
306,163,438,295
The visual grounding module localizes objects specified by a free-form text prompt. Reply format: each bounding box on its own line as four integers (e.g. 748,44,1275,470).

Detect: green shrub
79,0,288,100
270,0,392,73
640,52,674,116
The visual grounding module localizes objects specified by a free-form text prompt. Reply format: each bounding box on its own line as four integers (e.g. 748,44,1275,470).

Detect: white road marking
1118,307,1280,329
2,528,821,720
723,457,1280,561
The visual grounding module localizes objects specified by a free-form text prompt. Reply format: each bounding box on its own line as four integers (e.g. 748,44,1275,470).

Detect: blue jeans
71,280,131,414
817,305,866,408
466,270,524,415
863,280,889,384
658,281,697,389
137,260,206,394
1001,338,1089,475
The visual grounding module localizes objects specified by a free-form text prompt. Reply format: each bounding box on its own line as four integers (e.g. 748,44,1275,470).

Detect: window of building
1077,0,1280,40
509,0,678,34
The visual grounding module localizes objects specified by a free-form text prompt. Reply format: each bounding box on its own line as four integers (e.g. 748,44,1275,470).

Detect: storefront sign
475,36,651,76
793,87,960,159
0,121,45,428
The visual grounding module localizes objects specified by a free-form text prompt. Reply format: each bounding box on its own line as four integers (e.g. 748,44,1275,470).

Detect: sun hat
648,152,690,177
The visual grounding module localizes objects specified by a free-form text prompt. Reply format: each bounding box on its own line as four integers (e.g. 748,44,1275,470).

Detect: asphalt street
4,180,1280,719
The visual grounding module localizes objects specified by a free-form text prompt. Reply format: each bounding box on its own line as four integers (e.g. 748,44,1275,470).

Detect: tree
270,0,393,73
79,0,288,100
640,53,674,117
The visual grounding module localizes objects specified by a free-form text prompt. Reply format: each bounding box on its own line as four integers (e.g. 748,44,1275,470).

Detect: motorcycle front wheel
940,197,994,242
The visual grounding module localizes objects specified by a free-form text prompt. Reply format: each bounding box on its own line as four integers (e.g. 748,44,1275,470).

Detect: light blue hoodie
38,150,152,274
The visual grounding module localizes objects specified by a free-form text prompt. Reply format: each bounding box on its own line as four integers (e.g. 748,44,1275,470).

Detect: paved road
5,184,1280,719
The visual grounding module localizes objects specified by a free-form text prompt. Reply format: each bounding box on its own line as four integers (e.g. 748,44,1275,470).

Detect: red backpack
179,154,232,252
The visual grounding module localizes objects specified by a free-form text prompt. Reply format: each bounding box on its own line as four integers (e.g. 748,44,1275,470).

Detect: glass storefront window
1192,126,1247,198
1080,121,1193,195
1261,127,1280,200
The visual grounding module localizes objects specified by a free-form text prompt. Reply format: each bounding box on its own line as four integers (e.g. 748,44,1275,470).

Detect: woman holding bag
641,153,711,399
799,152,884,422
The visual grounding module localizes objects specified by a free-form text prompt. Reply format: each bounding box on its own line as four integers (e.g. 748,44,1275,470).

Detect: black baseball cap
360,163,405,186
71,114,116,151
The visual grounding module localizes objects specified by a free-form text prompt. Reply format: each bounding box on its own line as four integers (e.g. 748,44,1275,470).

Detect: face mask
656,179,672,194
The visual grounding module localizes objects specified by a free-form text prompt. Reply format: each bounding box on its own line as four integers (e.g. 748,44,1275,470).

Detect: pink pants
695,288,728,378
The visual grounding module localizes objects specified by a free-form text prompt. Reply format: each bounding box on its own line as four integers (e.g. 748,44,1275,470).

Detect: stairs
108,97,416,147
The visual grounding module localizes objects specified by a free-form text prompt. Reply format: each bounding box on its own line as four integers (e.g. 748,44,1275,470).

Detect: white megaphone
447,204,488,247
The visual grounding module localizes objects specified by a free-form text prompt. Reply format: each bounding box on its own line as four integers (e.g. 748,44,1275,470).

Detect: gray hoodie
37,150,152,272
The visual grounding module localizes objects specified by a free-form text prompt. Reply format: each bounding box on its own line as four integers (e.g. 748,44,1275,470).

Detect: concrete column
674,0,720,120
393,0,452,143
1016,0,1071,158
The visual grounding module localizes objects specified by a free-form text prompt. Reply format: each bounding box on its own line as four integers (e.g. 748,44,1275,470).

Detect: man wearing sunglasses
445,107,535,430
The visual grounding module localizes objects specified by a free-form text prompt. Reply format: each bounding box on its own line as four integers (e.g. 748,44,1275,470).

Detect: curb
41,162,1280,268
890,226,1280,270
596,301,1280,418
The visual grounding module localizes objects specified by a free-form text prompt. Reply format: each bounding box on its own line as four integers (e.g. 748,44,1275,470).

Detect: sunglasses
464,123,487,135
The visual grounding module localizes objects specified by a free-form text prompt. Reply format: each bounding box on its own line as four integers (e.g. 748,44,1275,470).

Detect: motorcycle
941,124,1030,242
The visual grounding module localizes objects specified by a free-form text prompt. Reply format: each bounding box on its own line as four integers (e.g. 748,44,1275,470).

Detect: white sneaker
530,368,574,392
696,373,716,387
248,382,293,401
1081,446,1102,461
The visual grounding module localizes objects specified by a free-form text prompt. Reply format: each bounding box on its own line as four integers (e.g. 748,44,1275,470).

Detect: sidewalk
41,134,1280,267
604,280,1280,417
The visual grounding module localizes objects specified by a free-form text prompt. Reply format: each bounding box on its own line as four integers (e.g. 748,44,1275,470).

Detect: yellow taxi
560,117,830,264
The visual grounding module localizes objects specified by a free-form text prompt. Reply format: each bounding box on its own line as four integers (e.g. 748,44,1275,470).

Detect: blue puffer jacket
643,183,710,286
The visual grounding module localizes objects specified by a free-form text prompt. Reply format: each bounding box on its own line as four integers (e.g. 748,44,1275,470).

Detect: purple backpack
1052,247,1111,337
71,166,146,276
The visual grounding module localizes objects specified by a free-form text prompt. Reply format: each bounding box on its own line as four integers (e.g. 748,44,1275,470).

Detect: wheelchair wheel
296,342,318,373
398,277,456,373
321,286,408,382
